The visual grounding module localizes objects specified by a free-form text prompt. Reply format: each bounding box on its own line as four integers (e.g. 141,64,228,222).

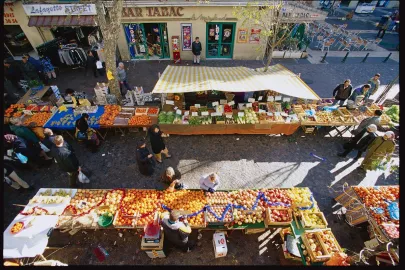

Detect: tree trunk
95,0,124,104
265,47,274,72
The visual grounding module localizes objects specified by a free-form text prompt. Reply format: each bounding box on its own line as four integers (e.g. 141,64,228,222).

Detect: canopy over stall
152,64,320,100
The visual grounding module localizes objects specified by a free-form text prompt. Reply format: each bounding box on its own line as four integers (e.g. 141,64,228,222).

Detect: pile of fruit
135,107,148,115
162,190,207,227
23,112,52,126
315,111,330,123
5,104,25,117
97,189,125,215
380,223,399,239
305,232,328,257
206,205,233,223
318,230,341,253
288,188,313,208
99,105,121,126
262,188,292,205
39,189,72,197
69,189,108,215
10,222,24,234
301,212,327,228
233,209,265,225
128,115,152,126
147,107,159,115
206,192,230,205
244,108,259,124
229,190,258,210
224,104,233,113
29,196,68,204
266,208,292,223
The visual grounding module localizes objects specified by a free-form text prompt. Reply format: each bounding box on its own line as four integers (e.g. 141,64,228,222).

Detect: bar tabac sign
122,7,184,18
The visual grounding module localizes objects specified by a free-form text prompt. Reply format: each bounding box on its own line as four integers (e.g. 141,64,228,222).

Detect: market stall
17,86,59,106
4,187,349,265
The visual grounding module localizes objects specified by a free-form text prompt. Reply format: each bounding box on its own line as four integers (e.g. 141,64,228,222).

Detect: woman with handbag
148,124,171,163
75,113,100,151
136,140,154,176
4,134,44,169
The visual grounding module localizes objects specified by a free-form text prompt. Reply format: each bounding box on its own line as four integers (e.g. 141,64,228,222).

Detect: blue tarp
43,106,104,130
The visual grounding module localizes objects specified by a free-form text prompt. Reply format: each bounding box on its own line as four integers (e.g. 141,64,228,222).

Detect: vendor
162,167,186,190
75,113,100,150
63,88,91,108
199,172,220,193
161,210,195,252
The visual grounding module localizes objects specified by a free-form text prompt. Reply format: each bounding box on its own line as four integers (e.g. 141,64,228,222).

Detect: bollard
383,53,392,63
320,52,328,63
341,52,349,63
361,53,370,63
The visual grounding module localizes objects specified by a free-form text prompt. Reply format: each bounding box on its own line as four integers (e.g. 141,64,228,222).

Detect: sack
39,142,50,152
77,131,87,140
78,171,90,183
16,152,28,164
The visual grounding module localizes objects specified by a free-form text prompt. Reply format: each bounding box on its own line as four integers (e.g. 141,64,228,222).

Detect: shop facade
117,3,328,61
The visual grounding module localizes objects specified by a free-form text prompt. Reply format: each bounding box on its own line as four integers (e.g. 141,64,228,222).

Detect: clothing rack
58,46,87,69
36,38,66,66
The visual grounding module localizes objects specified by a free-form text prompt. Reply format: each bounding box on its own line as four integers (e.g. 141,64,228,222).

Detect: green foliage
385,105,399,123
28,80,42,88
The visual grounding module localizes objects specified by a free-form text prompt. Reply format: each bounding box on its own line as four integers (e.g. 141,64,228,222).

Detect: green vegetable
188,116,201,126
385,105,399,123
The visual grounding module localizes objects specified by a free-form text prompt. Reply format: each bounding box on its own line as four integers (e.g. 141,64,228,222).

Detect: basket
98,214,113,227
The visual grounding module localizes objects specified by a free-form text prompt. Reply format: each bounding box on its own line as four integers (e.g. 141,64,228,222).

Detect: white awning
152,64,320,100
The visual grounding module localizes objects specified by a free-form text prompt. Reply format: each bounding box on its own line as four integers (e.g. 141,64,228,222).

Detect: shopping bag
78,171,90,183
39,142,50,152
16,153,28,164
77,131,87,140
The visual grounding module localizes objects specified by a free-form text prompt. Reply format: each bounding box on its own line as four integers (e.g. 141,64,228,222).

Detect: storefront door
123,23,169,60
206,22,236,59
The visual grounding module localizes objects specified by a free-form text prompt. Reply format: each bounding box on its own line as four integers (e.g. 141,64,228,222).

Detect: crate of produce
117,112,133,119
368,103,381,112
135,107,148,115
265,207,293,226
121,107,135,115
206,192,231,205
314,111,331,124
337,107,353,117
299,211,328,229
301,232,331,262
314,228,343,254
113,210,137,228
113,117,129,126
233,209,265,226
300,115,317,125
214,115,225,124
380,113,391,125
147,107,160,116
189,106,199,113
205,205,234,225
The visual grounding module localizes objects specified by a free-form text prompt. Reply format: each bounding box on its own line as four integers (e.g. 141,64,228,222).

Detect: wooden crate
301,126,315,134
113,210,137,229
345,208,368,226
244,228,266,234
301,232,331,262
265,208,293,226
313,228,343,253
299,211,328,229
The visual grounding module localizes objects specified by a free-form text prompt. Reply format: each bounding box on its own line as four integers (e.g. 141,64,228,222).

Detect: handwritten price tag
212,101,219,107
238,112,245,117
226,114,232,118
176,109,182,115
192,112,198,116
275,112,281,116
267,112,273,116
174,106,178,110
166,100,174,105
267,96,274,102
259,109,265,113
201,111,209,116
283,97,291,102
220,99,227,105
194,104,201,108
258,96,263,101
248,98,255,103
246,103,252,108
228,101,235,106
184,111,189,116
275,96,282,101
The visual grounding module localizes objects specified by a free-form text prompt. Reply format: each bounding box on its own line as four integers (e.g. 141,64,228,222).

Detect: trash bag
78,171,90,183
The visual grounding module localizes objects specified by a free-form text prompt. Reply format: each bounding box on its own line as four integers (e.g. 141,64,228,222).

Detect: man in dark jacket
23,54,42,73
352,110,382,136
21,56,41,82
332,79,353,106
50,135,82,187
337,124,378,160
161,210,195,252
4,59,23,91
349,84,372,103
85,51,98,77
192,37,202,64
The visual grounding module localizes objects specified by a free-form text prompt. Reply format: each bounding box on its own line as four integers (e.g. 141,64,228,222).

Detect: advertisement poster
181,23,192,51
249,28,261,44
237,28,248,43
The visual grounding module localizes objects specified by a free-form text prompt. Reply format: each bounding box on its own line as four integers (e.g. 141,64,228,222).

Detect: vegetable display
385,105,399,123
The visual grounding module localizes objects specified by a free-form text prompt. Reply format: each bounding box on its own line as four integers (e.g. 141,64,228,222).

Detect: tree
95,0,124,103
233,0,303,71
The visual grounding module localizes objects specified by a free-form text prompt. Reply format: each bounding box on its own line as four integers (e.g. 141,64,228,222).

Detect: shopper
75,113,100,151
136,140,154,176
352,110,382,136
337,124,378,160
148,124,171,163
192,37,202,64
116,62,131,96
377,16,392,38
50,135,84,187
4,163,31,190
22,54,42,73
39,56,56,80
360,131,396,171
161,167,186,190
21,56,41,82
4,134,45,168
161,210,195,252
332,79,353,106
96,60,105,77
199,172,220,193
4,59,23,91
368,73,381,96
349,84,371,103
86,51,98,78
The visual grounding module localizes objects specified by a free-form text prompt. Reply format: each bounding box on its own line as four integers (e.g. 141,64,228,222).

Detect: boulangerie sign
23,4,97,16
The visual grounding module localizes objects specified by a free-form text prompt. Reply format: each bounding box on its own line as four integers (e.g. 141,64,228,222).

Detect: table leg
62,130,76,141
39,254,47,261
96,129,107,141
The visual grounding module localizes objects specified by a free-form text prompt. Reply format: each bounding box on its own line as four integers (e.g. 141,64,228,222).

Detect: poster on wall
181,23,192,51
249,28,261,44
237,28,248,43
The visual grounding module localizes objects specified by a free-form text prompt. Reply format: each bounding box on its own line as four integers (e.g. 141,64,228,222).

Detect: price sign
228,101,235,106
248,98,255,103
267,112,273,116
23,110,33,116
267,96,274,102
192,112,198,116
174,106,178,110
238,112,245,117
166,100,174,105
226,114,232,118
283,97,291,102
259,109,266,113
220,99,227,105
176,109,182,115
246,103,252,108
211,112,219,117
184,111,189,116
275,112,281,116
201,111,209,116
258,96,263,101
285,117,291,123
212,101,219,107
194,104,201,108
280,112,288,117
275,96,282,101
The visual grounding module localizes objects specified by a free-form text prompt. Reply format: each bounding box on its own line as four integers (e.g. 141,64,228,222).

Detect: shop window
206,22,235,59
4,25,34,56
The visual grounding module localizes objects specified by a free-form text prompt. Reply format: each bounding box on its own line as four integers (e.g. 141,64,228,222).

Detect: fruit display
381,223,399,239
338,108,352,116
304,232,329,260
385,105,399,123
162,190,207,227
135,107,148,115
23,112,52,126
114,211,137,228
206,192,230,205
29,196,69,204
262,188,292,205
5,104,25,117
39,189,72,197
266,208,292,224
301,212,328,228
147,107,159,115
244,108,259,124
369,103,381,111
10,222,24,234
233,209,264,225
99,105,121,126
97,189,125,215
229,190,258,210
224,104,233,113
188,116,202,126
380,113,391,125
201,116,212,125
318,230,342,253
288,188,313,208
128,115,152,126
329,110,344,123
206,205,233,223
252,102,260,112
315,111,330,123
69,189,108,215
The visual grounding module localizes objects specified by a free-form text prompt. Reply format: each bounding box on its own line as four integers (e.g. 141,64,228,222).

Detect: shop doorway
50,26,101,47
123,23,169,60
206,22,236,59
4,25,34,56
339,0,352,7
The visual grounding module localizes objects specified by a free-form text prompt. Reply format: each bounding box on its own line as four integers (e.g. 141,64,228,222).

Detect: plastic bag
16,152,28,164
39,142,50,152
387,201,399,220
78,171,90,183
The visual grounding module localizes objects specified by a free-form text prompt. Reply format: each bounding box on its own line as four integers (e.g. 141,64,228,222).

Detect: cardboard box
213,232,228,258
145,249,166,259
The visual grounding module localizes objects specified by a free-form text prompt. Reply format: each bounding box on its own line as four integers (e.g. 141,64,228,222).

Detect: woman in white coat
199,173,220,193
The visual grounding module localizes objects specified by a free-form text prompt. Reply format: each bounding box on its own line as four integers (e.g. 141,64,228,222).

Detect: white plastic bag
78,171,90,183
39,142,50,152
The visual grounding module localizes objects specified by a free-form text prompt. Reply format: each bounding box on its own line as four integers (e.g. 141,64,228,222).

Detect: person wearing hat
161,210,195,252
199,172,220,193
368,74,381,96
338,124,378,160
360,131,396,171
349,84,372,103
136,140,154,176
332,79,353,106
352,109,382,136
21,56,41,82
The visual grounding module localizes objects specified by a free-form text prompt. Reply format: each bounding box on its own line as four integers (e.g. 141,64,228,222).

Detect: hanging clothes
58,47,87,66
